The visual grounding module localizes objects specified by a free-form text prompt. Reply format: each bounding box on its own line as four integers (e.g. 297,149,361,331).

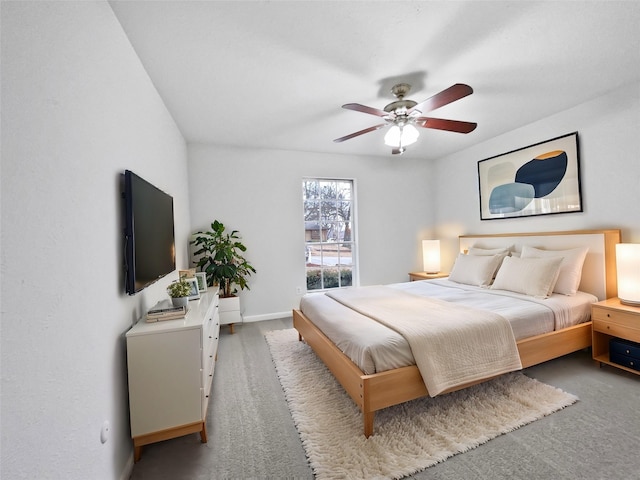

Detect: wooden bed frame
293,229,621,437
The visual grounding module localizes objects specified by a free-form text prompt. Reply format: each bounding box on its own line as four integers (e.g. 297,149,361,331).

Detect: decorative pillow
448,253,503,287
491,256,563,298
520,245,589,295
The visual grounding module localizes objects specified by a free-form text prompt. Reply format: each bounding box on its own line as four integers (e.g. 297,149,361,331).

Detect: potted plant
167,276,191,307
191,220,256,333
191,220,256,295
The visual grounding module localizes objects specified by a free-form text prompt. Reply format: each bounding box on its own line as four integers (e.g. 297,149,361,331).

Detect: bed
293,229,621,437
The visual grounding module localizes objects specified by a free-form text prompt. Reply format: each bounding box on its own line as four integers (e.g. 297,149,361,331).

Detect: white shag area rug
265,328,579,480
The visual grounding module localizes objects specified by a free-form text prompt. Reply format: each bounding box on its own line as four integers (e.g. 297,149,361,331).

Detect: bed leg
363,412,374,438
298,332,302,342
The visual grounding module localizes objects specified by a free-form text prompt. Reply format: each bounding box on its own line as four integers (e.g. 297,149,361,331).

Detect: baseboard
120,453,134,480
242,311,293,323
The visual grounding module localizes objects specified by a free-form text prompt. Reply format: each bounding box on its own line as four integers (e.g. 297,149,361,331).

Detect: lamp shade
422,240,441,274
616,243,640,306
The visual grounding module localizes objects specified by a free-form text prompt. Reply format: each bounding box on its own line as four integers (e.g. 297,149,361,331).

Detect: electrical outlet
100,420,110,444
296,286,303,295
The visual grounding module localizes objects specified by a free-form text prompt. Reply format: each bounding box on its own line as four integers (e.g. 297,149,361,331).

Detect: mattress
299,279,597,375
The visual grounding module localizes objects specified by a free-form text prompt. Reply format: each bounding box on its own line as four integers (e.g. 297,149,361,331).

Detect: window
303,178,356,290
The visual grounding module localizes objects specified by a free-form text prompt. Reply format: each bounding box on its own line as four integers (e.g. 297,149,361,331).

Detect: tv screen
124,170,176,295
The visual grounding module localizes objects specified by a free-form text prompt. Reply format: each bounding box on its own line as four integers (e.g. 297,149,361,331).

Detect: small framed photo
195,272,207,292
179,268,196,279
185,277,200,300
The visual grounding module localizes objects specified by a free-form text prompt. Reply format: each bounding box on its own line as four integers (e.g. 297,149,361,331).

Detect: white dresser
126,289,220,461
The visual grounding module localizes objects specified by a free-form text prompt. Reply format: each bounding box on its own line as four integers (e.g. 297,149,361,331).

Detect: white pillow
520,245,589,295
468,246,511,276
491,256,563,298
467,246,512,256
448,253,503,287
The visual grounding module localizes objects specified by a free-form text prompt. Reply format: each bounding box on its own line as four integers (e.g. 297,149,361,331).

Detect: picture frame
185,277,200,300
195,272,207,292
478,132,582,220
179,268,196,279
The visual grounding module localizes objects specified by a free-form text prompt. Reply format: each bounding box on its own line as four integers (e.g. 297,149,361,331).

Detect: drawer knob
607,313,611,317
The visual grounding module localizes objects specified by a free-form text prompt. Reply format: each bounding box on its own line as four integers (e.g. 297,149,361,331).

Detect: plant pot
171,296,189,308
219,295,242,333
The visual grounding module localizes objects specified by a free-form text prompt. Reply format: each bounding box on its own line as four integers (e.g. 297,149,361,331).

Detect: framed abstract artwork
478,132,582,220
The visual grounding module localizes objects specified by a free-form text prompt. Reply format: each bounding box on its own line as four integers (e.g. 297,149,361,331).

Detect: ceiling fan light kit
334,83,477,155
384,124,419,148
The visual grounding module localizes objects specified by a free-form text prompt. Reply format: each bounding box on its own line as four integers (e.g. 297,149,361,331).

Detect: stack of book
145,300,188,322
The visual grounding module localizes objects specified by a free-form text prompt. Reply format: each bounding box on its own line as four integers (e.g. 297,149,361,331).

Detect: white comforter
299,279,596,376
326,285,522,396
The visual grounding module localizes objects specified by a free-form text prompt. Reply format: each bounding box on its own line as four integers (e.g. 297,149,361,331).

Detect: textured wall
187,145,435,319
1,2,188,479
431,81,640,271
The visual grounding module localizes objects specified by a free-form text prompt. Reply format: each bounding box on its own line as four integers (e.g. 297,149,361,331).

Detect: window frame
302,177,359,291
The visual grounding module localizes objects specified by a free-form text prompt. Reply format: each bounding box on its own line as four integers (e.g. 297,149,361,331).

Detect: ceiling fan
333,83,477,155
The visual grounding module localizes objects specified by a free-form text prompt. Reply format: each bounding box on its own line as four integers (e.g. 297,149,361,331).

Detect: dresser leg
228,323,235,334
134,445,143,462
200,422,208,443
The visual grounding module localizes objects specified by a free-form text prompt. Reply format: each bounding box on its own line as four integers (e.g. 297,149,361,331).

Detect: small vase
171,296,189,308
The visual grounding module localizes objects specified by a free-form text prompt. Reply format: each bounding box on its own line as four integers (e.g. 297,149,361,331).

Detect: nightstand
591,298,640,375
408,272,449,281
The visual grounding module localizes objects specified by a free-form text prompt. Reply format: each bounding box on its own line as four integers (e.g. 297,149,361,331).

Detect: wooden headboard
459,229,621,300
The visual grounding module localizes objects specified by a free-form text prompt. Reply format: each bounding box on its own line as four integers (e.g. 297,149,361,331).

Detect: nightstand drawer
592,319,640,342
592,306,640,329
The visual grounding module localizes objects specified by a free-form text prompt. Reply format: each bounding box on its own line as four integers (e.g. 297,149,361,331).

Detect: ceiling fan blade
342,103,389,117
333,123,387,143
415,117,477,134
408,84,473,115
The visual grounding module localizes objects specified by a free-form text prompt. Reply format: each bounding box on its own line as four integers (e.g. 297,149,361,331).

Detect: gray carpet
266,328,579,480
130,318,640,480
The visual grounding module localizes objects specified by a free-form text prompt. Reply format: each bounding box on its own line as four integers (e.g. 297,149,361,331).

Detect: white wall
190,82,640,320
188,146,434,319
431,81,640,271
2,3,638,478
1,2,190,479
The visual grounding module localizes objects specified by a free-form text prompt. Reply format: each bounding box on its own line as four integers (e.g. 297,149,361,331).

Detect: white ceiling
109,1,640,160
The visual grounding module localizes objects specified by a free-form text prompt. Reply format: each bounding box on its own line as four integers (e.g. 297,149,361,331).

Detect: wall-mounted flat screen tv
124,170,176,295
